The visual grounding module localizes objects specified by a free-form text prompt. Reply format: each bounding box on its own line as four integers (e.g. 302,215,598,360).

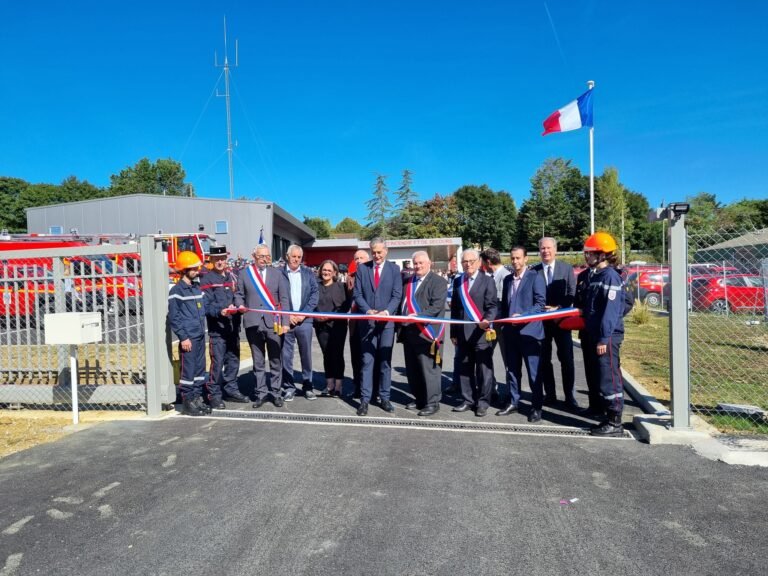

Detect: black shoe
373,395,382,405
380,399,395,413
252,398,266,409
590,421,624,437
273,396,285,407
418,405,439,417
193,396,212,415
209,398,226,410
304,389,317,401
475,406,488,417
181,397,205,416
405,402,419,410
452,403,473,413
496,404,518,416
283,388,296,402
528,409,542,423
223,392,249,403
357,401,369,416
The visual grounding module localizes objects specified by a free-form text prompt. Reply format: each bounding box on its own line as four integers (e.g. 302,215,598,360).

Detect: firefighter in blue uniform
200,245,249,408
168,251,211,416
574,232,625,437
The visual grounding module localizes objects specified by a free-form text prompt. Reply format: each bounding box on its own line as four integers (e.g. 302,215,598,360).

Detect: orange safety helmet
583,231,618,253
175,251,203,271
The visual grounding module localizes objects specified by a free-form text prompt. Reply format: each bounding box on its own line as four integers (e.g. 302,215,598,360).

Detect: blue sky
1,1,766,225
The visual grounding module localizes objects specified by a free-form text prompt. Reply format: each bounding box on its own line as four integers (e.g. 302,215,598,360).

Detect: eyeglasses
461,259,477,265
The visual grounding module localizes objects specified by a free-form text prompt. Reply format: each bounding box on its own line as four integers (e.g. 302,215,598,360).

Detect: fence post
668,208,691,429
141,237,174,416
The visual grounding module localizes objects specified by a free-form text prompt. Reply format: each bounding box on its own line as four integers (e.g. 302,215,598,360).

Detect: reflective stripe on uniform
169,293,204,301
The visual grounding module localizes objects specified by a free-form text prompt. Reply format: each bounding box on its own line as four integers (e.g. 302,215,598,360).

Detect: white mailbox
44,312,103,345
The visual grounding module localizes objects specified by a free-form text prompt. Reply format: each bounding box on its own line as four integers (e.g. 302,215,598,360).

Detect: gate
0,238,174,415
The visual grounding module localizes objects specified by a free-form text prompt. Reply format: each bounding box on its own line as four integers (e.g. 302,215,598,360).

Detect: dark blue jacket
199,268,241,335
282,264,319,324
577,266,625,344
168,280,206,341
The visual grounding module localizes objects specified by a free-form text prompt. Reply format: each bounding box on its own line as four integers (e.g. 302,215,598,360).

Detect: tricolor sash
404,275,445,349
247,265,281,332
458,274,483,322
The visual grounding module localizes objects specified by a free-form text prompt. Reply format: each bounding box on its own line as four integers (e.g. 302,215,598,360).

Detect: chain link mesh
687,228,768,432
1,252,146,410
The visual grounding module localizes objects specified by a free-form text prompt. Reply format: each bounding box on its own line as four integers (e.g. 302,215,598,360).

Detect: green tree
0,177,29,232
416,194,461,238
686,192,721,234
490,192,517,250
334,217,363,235
596,167,628,245
453,184,516,249
720,199,768,229
517,158,588,249
303,216,333,239
109,157,193,197
365,173,392,238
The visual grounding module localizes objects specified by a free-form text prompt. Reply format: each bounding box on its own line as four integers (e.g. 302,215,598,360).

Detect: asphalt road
1,417,766,576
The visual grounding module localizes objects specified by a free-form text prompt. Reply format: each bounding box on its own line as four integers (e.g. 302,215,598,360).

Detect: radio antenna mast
215,16,238,200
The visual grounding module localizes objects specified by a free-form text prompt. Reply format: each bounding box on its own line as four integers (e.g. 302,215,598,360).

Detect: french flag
542,89,594,136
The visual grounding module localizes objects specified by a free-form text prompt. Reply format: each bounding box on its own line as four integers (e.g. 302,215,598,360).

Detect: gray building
25,194,315,260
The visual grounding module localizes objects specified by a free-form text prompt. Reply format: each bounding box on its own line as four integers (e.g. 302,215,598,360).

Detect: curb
576,337,768,467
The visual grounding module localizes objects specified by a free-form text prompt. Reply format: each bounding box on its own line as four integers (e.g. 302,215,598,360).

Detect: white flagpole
587,80,595,234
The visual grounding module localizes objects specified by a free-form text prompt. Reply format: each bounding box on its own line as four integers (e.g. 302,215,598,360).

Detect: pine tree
365,173,392,238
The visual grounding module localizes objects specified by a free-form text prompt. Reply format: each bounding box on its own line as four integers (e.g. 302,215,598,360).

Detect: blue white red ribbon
240,306,581,326
404,275,445,343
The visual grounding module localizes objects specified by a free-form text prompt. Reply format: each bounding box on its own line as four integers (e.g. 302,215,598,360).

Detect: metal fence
686,228,768,431
0,241,175,413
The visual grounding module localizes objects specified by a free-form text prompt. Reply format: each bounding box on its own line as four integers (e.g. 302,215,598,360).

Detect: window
215,220,229,234
49,226,63,234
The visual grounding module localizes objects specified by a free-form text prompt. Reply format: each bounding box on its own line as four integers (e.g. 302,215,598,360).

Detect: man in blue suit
281,245,319,400
497,246,547,422
352,238,403,416
532,237,579,409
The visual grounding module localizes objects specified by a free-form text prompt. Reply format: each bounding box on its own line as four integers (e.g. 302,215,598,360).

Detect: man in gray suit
400,251,447,416
281,245,319,401
235,243,291,408
497,246,547,422
353,237,403,416
532,237,579,409
450,249,498,417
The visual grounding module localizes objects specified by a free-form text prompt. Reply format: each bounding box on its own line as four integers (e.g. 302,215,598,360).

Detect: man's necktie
374,265,380,289
547,265,553,285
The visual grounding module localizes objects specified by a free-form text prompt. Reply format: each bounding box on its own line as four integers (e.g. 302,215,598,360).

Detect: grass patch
0,409,144,460
623,312,768,434
622,314,671,403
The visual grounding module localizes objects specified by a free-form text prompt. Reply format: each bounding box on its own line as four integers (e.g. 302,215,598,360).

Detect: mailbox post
44,312,103,425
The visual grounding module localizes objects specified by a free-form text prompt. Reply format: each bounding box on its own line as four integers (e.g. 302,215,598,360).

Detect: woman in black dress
314,260,350,396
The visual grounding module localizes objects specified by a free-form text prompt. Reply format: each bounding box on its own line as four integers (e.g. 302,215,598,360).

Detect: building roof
25,193,316,240
697,228,768,251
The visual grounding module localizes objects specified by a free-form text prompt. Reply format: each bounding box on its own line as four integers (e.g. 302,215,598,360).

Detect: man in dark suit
235,243,291,408
497,245,547,422
352,238,403,416
400,251,447,417
450,249,498,417
532,236,579,409
281,244,319,401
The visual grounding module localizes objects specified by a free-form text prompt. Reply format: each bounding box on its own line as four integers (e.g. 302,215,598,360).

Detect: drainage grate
190,409,632,439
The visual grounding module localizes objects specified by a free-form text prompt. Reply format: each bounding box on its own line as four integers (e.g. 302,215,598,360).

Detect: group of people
168,232,627,437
